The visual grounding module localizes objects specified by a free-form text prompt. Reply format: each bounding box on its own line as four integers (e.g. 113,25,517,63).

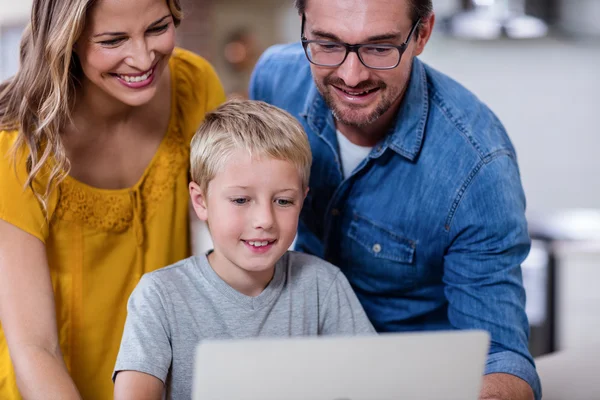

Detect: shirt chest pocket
344,213,419,291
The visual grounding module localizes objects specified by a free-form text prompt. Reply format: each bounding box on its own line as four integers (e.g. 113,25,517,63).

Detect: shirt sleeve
444,154,541,400
319,270,376,336
0,132,54,242
113,274,173,384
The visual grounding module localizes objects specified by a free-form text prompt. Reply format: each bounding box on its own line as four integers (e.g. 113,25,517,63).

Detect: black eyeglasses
301,14,421,70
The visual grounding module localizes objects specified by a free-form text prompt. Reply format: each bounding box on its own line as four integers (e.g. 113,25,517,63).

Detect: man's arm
480,373,534,400
443,154,541,400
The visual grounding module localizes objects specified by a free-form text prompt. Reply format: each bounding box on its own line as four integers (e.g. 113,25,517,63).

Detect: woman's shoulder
0,130,21,177
170,47,214,75
168,48,226,139
0,128,19,144
0,130,55,242
1,129,23,171
170,47,225,106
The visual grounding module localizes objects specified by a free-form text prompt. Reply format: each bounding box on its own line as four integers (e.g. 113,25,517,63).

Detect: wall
0,0,32,25
0,0,30,80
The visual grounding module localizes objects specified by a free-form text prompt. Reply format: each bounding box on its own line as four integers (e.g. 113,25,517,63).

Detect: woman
0,0,225,398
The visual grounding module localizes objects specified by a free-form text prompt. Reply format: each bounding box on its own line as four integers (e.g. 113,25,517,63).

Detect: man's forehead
304,0,412,40
305,0,411,20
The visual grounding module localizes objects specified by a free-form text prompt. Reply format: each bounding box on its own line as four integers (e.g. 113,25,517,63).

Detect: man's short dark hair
294,0,433,33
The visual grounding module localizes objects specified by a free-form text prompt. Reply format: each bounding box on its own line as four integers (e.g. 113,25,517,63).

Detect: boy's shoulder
136,256,203,294
281,251,343,285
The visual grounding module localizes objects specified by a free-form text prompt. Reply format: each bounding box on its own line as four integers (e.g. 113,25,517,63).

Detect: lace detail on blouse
48,48,214,234
52,123,188,233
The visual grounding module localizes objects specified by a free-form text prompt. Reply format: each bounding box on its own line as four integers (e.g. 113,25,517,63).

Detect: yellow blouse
0,48,225,399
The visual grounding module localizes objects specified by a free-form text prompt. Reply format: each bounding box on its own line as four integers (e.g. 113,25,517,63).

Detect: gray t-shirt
113,251,375,399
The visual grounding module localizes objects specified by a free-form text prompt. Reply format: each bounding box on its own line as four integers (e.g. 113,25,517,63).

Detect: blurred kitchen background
2,0,599,358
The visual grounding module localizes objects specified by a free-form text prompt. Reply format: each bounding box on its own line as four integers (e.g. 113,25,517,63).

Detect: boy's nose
251,204,274,230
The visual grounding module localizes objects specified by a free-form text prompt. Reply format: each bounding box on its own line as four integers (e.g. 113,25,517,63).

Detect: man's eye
318,43,344,51
363,46,394,55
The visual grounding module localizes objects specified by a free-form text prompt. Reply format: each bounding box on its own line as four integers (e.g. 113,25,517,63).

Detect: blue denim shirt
250,43,540,399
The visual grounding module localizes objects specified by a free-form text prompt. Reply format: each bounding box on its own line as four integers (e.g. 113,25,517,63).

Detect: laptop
192,330,490,400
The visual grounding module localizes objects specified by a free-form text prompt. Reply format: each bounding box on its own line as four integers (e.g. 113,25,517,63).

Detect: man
249,0,540,398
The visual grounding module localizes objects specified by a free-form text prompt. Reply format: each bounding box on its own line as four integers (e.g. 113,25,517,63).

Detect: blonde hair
190,99,312,195
0,0,183,214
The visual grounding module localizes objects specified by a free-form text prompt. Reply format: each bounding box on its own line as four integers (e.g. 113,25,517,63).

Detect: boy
113,100,375,399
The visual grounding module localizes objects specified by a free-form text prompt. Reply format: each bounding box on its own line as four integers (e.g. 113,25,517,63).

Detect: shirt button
331,209,340,216
372,243,382,253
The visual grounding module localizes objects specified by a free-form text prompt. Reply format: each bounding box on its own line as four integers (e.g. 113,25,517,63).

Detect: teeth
346,89,371,96
119,69,153,83
248,241,270,247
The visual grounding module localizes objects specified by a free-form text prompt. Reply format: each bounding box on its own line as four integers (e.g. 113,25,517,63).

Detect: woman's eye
148,24,169,34
99,38,126,46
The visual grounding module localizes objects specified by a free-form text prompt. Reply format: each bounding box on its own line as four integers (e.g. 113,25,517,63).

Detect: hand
479,373,534,400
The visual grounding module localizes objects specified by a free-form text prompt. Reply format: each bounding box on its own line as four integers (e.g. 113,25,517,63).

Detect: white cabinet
555,243,600,351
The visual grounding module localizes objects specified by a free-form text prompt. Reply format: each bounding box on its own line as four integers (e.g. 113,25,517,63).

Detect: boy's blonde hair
190,100,312,194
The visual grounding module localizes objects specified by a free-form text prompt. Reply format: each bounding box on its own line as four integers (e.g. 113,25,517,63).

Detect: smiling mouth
243,240,277,248
333,85,380,96
111,62,159,83
116,68,153,83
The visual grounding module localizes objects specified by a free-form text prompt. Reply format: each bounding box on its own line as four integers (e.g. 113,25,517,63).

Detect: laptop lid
192,330,490,400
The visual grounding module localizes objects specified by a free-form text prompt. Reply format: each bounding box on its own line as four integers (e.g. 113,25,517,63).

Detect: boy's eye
275,198,294,206
231,198,248,205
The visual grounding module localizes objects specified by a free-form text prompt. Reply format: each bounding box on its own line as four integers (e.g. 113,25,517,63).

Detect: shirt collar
302,57,429,161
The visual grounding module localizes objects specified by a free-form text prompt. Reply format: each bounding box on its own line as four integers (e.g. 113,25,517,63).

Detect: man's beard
316,76,398,128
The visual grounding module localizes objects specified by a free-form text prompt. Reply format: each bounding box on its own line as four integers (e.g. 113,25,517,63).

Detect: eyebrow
224,186,300,193
276,188,301,194
93,15,171,38
310,29,403,43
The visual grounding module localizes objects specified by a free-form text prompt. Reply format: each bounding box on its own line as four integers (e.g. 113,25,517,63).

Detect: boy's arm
114,371,163,400
113,275,172,398
319,270,376,335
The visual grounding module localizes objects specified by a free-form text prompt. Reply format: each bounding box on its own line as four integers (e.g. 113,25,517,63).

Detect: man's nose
335,51,370,88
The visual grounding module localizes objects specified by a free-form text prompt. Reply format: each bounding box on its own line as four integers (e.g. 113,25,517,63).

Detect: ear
303,186,310,201
414,13,436,57
189,182,209,221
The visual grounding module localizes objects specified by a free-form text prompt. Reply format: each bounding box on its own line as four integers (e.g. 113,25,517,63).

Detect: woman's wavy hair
0,0,182,214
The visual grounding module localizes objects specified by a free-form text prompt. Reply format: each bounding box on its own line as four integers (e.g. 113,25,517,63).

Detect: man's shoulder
421,61,516,159
250,43,314,110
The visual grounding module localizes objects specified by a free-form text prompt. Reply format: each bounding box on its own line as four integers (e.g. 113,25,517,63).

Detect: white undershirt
336,130,373,178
